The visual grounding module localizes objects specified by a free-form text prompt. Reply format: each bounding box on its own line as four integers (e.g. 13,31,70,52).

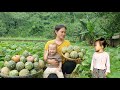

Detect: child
90,38,110,78
43,43,64,78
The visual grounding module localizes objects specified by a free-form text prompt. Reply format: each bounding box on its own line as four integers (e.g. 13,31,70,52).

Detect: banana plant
79,17,96,45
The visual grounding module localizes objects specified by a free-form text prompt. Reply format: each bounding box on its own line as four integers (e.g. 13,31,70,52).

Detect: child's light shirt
90,52,110,73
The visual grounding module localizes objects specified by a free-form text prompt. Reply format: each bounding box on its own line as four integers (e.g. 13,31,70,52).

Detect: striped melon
70,51,78,59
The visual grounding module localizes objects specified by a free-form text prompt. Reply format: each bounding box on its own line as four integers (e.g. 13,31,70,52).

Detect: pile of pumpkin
62,45,86,60
0,50,44,77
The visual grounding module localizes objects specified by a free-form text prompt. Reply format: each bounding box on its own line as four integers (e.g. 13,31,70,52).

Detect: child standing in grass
90,38,110,78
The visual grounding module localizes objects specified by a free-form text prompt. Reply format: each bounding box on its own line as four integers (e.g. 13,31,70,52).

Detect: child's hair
48,43,57,49
95,37,108,48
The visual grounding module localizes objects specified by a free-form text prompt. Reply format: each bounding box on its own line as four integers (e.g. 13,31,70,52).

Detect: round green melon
7,60,16,70
78,52,84,58
67,45,74,53
4,55,11,61
38,60,45,69
64,52,70,58
9,70,19,76
33,62,39,70
32,54,39,59
81,48,86,54
70,51,78,59
73,46,81,52
22,50,29,58
16,62,25,71
4,61,8,67
62,46,68,53
30,69,37,75
34,57,39,62
25,62,33,70
1,67,10,75
19,69,30,76
20,56,27,63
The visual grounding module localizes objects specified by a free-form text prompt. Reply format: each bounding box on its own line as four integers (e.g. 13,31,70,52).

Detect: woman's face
55,27,66,40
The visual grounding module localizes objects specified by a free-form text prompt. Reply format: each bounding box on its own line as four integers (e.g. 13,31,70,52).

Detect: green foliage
0,61,4,69
0,12,119,44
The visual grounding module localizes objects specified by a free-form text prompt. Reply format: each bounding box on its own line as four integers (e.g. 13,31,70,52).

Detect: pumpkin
9,70,19,76
70,51,78,59
12,55,20,63
20,56,27,63
1,67,10,75
67,45,74,53
62,46,68,54
7,60,16,70
38,60,45,69
25,62,33,70
16,62,25,71
19,69,30,76
78,52,84,58
30,69,37,75
73,46,81,52
64,52,70,58
26,56,34,62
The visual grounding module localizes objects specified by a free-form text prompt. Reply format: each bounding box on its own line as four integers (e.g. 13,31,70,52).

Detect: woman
44,24,76,78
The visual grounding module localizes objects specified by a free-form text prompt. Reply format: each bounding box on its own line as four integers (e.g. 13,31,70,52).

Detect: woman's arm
58,62,62,69
57,62,62,71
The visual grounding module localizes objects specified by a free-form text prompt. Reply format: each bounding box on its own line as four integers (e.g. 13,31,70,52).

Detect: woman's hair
95,37,108,48
55,24,67,31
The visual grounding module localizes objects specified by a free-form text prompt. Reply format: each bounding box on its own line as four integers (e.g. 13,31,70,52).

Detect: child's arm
105,53,110,75
90,54,95,72
44,50,48,62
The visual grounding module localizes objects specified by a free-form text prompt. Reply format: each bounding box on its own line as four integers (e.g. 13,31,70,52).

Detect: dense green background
0,12,120,42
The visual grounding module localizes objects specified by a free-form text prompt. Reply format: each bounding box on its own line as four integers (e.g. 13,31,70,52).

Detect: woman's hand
75,59,81,64
47,59,59,65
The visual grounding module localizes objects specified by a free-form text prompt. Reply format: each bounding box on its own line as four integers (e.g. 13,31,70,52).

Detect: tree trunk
109,36,114,47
